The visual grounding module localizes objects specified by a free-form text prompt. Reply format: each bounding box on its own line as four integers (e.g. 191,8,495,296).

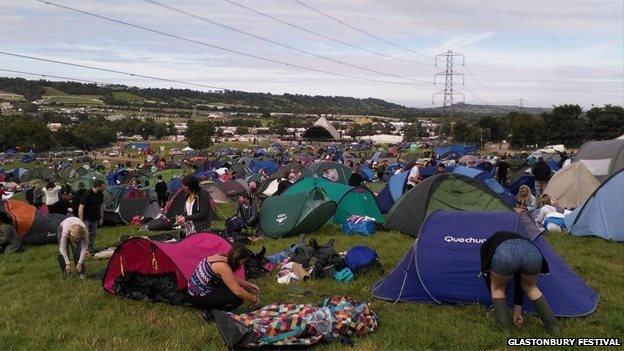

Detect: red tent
103,233,245,294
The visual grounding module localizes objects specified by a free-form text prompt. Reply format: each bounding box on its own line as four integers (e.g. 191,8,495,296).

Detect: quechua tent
307,161,353,185
259,188,336,238
373,211,599,317
386,173,512,237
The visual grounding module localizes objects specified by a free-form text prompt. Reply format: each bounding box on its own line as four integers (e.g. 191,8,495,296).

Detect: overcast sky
1,0,623,108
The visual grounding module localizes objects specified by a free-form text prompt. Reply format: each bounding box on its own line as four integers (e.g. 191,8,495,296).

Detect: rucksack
344,246,383,276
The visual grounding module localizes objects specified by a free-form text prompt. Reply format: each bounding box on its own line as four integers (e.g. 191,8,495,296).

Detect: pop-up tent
373,211,599,317
103,233,244,302
0,200,64,244
307,161,353,185
575,139,624,183
376,171,409,214
215,179,251,202
259,188,337,238
284,176,384,224
386,173,512,237
564,169,623,241
544,162,600,209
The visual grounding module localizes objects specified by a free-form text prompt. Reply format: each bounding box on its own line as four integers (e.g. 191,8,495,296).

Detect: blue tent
475,161,495,177
565,169,623,241
249,159,279,176
21,152,36,163
452,165,490,181
167,177,183,193
507,175,535,195
372,211,599,317
359,166,374,181
125,142,149,150
484,179,516,207
434,144,477,159
376,171,409,213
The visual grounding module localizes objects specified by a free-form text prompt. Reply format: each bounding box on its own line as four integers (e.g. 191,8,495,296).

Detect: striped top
58,217,89,265
188,257,226,296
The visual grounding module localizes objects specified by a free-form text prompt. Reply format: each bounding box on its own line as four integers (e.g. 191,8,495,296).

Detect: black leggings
186,287,243,311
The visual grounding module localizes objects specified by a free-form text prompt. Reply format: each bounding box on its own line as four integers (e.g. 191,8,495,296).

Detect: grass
112,91,145,103
45,96,104,105
42,86,68,96
0,202,622,350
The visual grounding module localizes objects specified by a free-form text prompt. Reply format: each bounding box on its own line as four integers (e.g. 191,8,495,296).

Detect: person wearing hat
57,217,89,278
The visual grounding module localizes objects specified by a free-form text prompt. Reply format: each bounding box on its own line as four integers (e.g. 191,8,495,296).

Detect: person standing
533,157,552,197
43,181,64,214
406,164,420,190
32,182,44,209
79,180,105,254
175,175,212,236
496,156,510,187
155,175,168,208
71,182,87,215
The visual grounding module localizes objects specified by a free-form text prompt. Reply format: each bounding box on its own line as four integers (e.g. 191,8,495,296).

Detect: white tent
182,146,194,152
313,117,341,140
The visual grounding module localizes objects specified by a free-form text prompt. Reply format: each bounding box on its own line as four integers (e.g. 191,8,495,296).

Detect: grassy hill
42,86,68,96
111,90,146,103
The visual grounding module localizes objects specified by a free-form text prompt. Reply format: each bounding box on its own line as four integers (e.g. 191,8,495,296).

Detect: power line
292,0,434,62
221,0,432,67
0,51,228,90
0,68,107,85
463,65,505,104
142,0,430,83
36,0,429,86
432,50,464,117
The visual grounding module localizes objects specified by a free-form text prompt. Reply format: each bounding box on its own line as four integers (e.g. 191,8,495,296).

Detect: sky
1,0,623,108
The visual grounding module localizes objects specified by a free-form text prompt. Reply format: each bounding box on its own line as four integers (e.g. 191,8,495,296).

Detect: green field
45,95,104,105
42,86,68,96
112,91,146,103
0,205,622,350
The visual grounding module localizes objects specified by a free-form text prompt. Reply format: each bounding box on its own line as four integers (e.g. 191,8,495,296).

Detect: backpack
344,246,383,276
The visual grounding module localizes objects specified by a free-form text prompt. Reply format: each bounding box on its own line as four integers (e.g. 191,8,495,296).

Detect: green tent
259,188,337,238
149,169,191,187
386,173,512,237
67,170,106,190
307,161,352,184
283,176,385,224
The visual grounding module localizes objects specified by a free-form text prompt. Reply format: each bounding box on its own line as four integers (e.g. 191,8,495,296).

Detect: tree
586,105,624,140
541,104,586,147
0,115,54,151
302,126,332,140
507,111,545,148
236,126,249,135
477,116,507,142
186,121,214,149
452,119,480,143
402,122,428,142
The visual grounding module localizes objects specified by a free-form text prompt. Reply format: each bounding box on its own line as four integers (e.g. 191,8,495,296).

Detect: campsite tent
255,163,313,197
259,188,337,238
284,176,384,224
307,161,353,185
575,139,624,182
386,173,512,237
102,233,244,301
564,169,624,241
0,200,64,244
372,211,599,317
200,181,231,204
215,179,251,201
376,171,409,214
149,169,190,187
544,162,600,209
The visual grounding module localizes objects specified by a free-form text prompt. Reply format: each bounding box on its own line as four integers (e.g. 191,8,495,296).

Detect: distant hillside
0,77,540,118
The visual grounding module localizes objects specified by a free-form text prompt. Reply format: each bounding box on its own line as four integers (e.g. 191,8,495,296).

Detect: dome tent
386,173,512,237
564,169,624,241
373,211,599,317
0,200,65,244
307,161,353,185
543,162,600,209
283,176,384,224
259,188,337,239
575,139,624,183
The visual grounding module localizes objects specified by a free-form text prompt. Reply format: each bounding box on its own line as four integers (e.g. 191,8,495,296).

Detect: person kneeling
225,195,258,240
480,231,558,334
57,217,89,279
186,244,260,321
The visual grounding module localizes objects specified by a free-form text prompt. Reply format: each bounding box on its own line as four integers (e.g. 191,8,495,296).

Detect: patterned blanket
226,295,378,347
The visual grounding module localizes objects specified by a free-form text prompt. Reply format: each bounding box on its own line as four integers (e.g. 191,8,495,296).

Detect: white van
540,144,565,153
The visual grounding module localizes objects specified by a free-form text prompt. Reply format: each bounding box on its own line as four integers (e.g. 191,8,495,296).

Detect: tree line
450,104,624,147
